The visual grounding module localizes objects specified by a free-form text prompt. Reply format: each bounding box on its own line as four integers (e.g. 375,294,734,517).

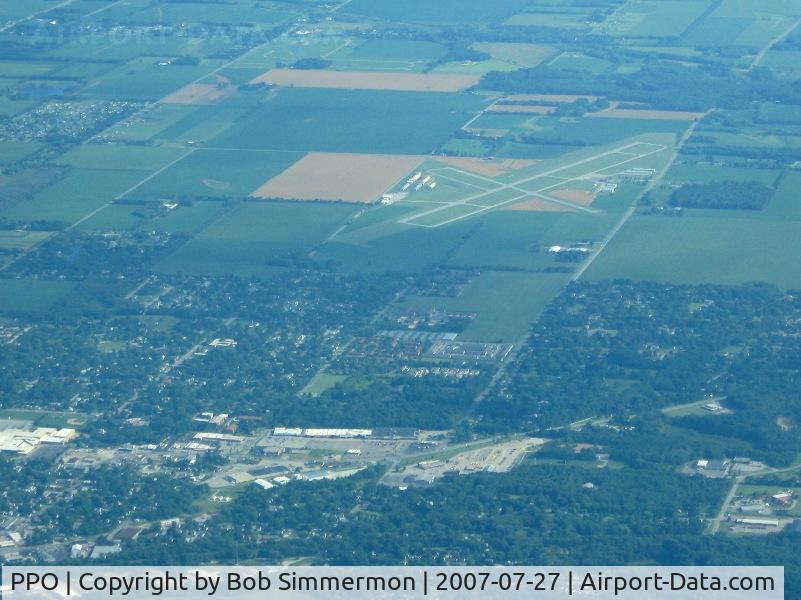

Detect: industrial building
0,428,77,455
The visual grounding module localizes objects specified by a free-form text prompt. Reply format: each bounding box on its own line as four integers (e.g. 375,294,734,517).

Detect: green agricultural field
74,204,146,232
56,144,187,171
146,201,227,234
497,142,575,159
0,0,54,19
0,278,76,314
130,2,295,26
155,106,249,144
548,52,612,74
51,61,115,80
0,141,43,164
763,171,801,222
0,229,52,251
336,39,447,71
504,12,591,28
0,96,39,118
42,32,196,62
687,131,801,151
522,117,688,147
350,40,446,61
541,185,642,243
2,169,145,225
343,0,531,24
681,0,801,48
131,149,304,199
318,216,477,273
472,43,553,68
757,102,801,123
445,210,561,270
470,112,534,132
665,162,782,186
586,210,801,288
399,270,571,342
90,57,223,101
0,60,57,77
763,50,801,79
432,59,519,75
600,0,712,38
157,201,355,277
104,104,197,142
211,87,489,155
441,138,497,157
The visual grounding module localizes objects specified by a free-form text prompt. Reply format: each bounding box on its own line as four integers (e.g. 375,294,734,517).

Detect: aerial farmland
2,0,801,580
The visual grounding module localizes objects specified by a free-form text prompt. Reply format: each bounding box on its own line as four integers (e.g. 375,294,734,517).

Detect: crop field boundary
397,141,668,228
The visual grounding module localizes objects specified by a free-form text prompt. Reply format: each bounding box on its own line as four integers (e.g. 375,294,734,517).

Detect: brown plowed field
251,153,424,203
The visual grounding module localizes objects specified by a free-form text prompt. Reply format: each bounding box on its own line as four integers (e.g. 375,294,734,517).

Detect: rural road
708,475,745,534
751,16,801,70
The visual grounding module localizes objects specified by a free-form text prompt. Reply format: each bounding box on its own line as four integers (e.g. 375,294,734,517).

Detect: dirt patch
437,156,537,178
551,188,596,206
251,153,424,203
503,197,577,213
587,108,704,121
250,69,482,92
162,77,235,105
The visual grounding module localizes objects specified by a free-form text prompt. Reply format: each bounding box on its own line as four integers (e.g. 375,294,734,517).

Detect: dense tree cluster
480,281,801,467
669,181,774,210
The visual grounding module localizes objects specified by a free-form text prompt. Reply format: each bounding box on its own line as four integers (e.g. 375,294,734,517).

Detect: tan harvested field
437,156,538,178
587,108,704,121
251,69,482,92
551,188,596,206
504,197,577,212
162,77,235,105
488,104,556,114
251,153,424,203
